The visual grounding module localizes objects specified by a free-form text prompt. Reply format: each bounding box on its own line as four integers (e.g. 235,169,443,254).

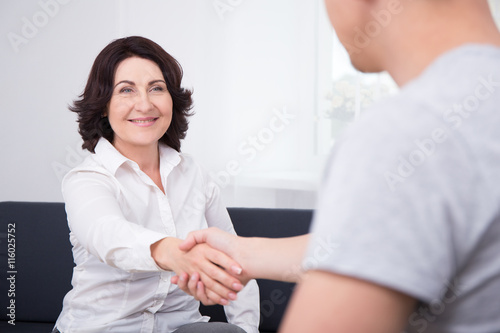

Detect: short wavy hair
70,36,193,153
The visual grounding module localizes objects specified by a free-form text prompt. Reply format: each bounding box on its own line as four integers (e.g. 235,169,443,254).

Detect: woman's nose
134,92,153,112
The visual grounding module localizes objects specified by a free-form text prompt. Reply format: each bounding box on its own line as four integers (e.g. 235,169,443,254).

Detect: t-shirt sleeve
304,107,479,303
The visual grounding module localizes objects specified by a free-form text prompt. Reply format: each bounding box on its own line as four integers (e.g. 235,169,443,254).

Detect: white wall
0,0,332,207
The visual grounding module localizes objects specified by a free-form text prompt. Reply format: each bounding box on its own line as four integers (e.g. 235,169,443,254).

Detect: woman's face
107,56,173,154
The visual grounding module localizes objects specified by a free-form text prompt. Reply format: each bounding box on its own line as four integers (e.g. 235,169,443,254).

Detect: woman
53,36,259,333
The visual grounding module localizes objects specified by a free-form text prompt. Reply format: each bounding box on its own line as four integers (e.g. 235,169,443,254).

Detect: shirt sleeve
203,178,261,333
62,169,167,272
304,106,482,304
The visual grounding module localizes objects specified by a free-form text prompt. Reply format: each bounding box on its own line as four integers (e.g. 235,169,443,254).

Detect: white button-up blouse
54,138,260,333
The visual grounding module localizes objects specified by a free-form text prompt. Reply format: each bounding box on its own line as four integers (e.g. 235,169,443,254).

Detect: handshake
151,228,309,306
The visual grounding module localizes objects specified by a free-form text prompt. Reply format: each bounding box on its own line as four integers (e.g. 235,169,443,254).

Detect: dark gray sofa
0,201,312,333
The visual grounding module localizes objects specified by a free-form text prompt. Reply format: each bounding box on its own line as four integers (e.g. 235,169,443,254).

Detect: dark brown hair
70,36,193,153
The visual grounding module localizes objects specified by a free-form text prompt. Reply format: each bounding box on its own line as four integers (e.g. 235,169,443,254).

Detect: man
175,0,500,331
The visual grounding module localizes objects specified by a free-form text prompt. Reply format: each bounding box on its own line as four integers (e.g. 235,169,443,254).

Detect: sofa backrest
0,201,312,332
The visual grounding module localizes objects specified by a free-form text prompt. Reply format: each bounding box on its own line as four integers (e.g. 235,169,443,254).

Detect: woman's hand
151,237,243,305
171,272,218,305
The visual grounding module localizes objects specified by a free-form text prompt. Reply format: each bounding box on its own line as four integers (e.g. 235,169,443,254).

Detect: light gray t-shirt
306,44,500,332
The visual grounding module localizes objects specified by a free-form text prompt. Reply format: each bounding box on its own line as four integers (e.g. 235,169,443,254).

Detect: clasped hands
151,228,250,306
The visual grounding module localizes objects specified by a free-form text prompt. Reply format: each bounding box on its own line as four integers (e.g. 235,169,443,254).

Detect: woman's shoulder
62,154,114,184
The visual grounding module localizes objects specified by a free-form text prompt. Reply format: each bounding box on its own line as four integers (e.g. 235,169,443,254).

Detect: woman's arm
64,170,242,302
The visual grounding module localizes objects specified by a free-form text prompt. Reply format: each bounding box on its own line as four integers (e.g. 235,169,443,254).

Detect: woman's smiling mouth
128,117,159,127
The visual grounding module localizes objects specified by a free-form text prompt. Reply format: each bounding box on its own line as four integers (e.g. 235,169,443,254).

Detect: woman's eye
120,87,133,93
151,86,164,92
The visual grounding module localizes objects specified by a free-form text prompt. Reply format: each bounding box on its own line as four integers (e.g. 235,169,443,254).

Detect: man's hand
178,227,239,253
171,229,311,305
171,228,255,305
151,237,243,305
178,228,252,284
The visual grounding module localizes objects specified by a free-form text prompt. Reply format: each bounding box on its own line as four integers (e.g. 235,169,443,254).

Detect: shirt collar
94,138,181,176
159,142,182,175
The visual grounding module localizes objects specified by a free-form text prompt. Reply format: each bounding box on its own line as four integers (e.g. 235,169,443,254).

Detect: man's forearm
240,234,310,282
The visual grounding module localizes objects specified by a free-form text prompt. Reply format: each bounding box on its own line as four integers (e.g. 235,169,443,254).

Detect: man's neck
381,0,500,86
